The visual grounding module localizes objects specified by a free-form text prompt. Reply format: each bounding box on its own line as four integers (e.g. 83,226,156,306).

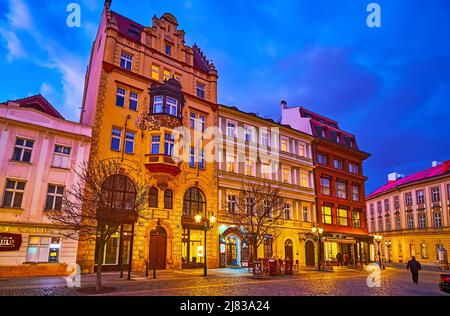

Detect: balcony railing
145,154,181,176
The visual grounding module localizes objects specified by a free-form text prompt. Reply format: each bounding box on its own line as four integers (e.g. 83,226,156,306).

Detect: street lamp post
384,240,392,263
312,225,324,272
195,211,216,277
374,234,383,269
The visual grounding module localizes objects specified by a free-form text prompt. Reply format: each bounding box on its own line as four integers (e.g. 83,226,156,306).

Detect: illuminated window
300,172,308,188
227,195,237,213
245,159,254,176
163,69,171,81
338,209,348,226
120,52,133,70
151,65,160,81
352,185,360,202
226,156,235,173
281,138,288,152
421,243,427,259
26,236,60,263
322,206,332,224
352,211,361,228
45,185,64,211
282,168,290,183
302,206,309,222
129,92,139,111
2,179,25,208
261,163,271,180
298,144,305,157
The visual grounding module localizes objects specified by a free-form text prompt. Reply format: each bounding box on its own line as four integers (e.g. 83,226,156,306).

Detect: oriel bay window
153,96,164,113
164,133,175,156
165,97,178,116
151,136,160,154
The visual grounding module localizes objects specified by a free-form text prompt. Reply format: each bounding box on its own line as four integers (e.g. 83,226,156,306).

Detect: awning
323,237,357,244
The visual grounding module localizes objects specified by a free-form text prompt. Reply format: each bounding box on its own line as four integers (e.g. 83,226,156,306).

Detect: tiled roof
110,11,212,75
2,95,64,119
367,161,450,199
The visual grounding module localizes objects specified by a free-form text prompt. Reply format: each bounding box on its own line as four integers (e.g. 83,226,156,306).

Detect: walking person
406,256,422,284
343,253,349,268
336,252,343,267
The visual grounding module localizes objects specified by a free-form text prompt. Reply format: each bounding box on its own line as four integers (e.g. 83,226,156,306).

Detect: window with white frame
120,52,133,70
282,168,290,183
245,197,255,215
12,138,34,163
431,187,441,203
116,87,126,107
226,121,236,137
352,184,360,202
125,131,135,154
352,211,361,228
321,176,331,196
129,92,139,111
317,153,327,166
280,138,289,152
196,82,205,99
434,211,442,228
52,145,71,169
2,179,25,208
165,97,178,116
111,128,122,151
298,144,305,157
337,208,348,226
164,133,175,156
227,195,237,213
261,163,271,180
153,96,164,113
284,204,291,220
300,171,308,188
151,135,160,155
395,214,401,230
199,115,206,132
226,155,235,173
349,162,359,174
394,196,400,209
416,190,425,205
245,159,254,176
407,213,414,229
405,192,413,207
189,146,195,168
322,206,332,224
260,130,269,146
336,180,347,199
418,212,427,229
302,206,309,222
198,149,205,169
244,126,254,142
333,159,343,169
45,185,64,211
190,112,197,129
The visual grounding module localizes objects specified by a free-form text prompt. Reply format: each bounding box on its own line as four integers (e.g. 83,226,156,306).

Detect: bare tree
228,180,285,267
46,158,151,292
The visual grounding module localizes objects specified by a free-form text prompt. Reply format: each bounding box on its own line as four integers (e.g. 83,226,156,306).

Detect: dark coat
407,259,422,273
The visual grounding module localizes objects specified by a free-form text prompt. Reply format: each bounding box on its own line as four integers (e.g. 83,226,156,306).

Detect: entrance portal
149,226,167,270
305,240,315,266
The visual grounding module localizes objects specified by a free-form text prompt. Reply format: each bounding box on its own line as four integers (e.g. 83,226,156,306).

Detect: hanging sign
0,233,22,251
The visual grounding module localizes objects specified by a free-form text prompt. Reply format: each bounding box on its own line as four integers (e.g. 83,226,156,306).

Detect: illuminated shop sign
0,233,22,251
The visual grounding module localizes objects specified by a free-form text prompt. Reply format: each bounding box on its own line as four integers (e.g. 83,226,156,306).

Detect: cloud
6,0,33,30
0,29,27,62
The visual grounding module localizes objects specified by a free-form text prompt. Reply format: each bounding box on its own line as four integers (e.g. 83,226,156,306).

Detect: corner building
79,1,219,272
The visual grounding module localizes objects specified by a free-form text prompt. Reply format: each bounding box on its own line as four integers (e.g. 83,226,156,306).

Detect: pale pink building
0,95,91,277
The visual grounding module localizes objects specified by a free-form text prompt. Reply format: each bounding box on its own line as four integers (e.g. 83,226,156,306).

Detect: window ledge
50,166,70,171
0,207,24,214
9,160,32,166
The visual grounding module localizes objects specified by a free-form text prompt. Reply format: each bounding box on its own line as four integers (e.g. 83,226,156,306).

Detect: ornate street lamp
384,240,392,263
312,225,324,271
374,234,383,268
195,211,216,276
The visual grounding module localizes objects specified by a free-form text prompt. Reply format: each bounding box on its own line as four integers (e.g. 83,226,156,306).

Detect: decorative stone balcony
145,154,181,177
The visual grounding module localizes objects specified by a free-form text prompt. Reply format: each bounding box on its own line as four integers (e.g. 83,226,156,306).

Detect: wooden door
149,231,167,270
305,240,315,266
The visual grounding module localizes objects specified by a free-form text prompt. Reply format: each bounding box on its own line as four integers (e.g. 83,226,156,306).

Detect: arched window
183,187,206,217
101,175,136,211
164,190,173,209
149,187,158,208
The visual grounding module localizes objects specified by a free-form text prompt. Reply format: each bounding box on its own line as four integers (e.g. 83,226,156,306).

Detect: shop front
322,234,371,267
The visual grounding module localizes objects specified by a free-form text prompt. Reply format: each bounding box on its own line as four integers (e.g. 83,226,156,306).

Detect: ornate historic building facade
367,162,450,266
217,105,317,268
282,103,371,266
79,1,219,272
0,95,92,277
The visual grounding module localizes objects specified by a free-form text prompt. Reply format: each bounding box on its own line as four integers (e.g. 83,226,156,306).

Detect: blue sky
1,0,449,193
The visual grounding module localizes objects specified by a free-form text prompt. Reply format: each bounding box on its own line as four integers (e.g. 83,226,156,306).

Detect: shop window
152,65,160,81
26,236,61,263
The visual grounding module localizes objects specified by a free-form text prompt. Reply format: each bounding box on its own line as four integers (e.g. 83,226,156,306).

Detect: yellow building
217,105,317,267
367,161,450,267
79,2,219,272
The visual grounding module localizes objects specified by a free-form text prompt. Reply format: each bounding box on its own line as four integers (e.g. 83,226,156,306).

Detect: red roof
2,95,64,119
367,161,450,199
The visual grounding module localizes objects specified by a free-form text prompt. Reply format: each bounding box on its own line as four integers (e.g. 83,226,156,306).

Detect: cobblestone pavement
0,267,447,296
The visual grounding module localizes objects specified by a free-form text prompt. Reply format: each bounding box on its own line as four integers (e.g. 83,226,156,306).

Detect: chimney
432,161,442,167
388,172,404,183
281,100,288,109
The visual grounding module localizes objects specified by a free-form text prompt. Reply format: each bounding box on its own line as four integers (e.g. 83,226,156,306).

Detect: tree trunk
96,229,105,293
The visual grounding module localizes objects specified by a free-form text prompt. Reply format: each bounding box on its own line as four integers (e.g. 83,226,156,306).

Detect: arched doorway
305,240,315,266
285,239,294,260
149,226,167,270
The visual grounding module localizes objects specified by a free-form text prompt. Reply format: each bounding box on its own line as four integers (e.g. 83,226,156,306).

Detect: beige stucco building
367,161,450,267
